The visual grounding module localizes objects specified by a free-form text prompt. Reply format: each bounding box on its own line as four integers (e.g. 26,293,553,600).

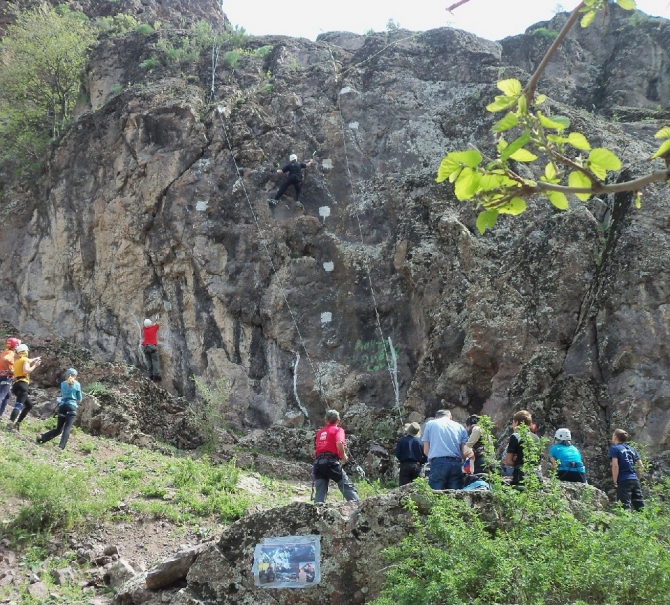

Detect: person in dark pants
269,154,313,209
395,421,427,486
609,428,645,511
550,428,587,483
142,318,161,381
312,409,359,503
422,409,471,490
7,344,41,431
0,337,21,418
37,368,83,450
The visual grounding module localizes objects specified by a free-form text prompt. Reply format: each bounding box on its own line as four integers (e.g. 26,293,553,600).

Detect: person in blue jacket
549,428,587,483
37,368,82,450
395,422,427,486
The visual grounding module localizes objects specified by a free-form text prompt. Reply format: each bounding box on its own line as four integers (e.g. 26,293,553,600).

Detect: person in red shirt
142,318,161,382
313,410,359,503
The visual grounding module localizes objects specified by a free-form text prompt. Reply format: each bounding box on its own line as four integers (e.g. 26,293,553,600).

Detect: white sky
222,0,670,42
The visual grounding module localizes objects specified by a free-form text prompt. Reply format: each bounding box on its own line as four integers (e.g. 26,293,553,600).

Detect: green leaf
544,162,557,181
449,167,463,183
534,94,547,105
517,93,528,115
436,151,482,182
436,156,458,183
616,0,636,9
486,95,518,113
493,112,519,133
568,171,593,201
538,112,571,131
652,139,670,159
452,150,483,168
547,134,569,144
498,197,527,215
497,78,522,97
635,191,642,209
581,9,597,27
589,148,622,171
501,131,531,162
655,127,670,140
568,132,591,151
479,173,507,191
476,209,498,235
547,191,569,210
510,148,538,162
454,167,481,201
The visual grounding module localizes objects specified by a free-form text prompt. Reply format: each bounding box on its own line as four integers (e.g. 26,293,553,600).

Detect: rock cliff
1,3,670,479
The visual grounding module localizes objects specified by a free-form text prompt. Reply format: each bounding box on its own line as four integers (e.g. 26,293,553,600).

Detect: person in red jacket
312,409,359,503
142,318,161,382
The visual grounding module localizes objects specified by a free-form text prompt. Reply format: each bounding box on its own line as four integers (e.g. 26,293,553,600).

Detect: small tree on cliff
0,5,96,168
438,0,670,234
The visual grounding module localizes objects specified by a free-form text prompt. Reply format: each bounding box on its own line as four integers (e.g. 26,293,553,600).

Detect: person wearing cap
37,368,83,450
422,409,471,490
609,428,645,511
549,428,587,483
142,318,161,382
7,343,41,430
0,338,21,418
465,414,488,475
269,154,313,209
505,410,541,486
395,421,427,486
312,409,359,503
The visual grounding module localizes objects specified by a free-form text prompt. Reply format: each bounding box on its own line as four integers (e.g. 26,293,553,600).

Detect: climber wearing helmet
549,428,587,483
269,153,313,210
142,318,161,382
37,368,82,450
7,343,41,430
0,338,21,418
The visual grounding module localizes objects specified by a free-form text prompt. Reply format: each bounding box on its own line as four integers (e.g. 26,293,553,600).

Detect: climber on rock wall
0,337,21,418
269,154,313,210
142,318,161,382
7,343,41,430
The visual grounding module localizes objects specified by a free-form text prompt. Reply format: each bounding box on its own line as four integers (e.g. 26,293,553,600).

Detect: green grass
85,381,110,396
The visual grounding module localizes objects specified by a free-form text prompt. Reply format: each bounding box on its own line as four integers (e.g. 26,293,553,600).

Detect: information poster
253,535,321,588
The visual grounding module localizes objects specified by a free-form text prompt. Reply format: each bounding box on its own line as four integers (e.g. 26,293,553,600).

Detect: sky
222,0,670,42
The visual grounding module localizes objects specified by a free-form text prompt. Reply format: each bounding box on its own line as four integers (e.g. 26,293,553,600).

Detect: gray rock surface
0,4,669,487
145,544,208,590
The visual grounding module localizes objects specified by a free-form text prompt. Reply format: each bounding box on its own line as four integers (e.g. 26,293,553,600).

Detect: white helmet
16,344,29,353
555,428,571,441
143,319,152,327
289,154,297,162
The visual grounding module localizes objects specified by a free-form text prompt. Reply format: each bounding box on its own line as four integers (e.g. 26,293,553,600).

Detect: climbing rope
326,44,400,408
215,107,329,411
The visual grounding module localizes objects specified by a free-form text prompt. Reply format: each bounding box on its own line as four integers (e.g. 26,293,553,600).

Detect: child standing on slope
0,338,21,418
37,368,82,450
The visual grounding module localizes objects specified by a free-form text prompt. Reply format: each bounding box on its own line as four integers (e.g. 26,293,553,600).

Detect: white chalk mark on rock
340,86,352,94
196,201,208,211
321,312,332,324
293,354,309,421
322,159,333,170
319,206,331,220
349,122,359,130
323,261,334,272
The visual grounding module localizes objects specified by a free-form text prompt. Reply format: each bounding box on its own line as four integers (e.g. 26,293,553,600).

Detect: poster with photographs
253,535,321,588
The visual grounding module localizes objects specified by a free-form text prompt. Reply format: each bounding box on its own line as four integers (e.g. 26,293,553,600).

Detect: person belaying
269,154,313,209
610,428,645,511
312,409,360,503
37,368,82,450
0,337,21,418
7,343,41,430
550,428,587,483
142,318,161,382
394,421,427,486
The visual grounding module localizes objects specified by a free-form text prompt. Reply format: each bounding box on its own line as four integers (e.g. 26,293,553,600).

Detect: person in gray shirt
422,409,472,490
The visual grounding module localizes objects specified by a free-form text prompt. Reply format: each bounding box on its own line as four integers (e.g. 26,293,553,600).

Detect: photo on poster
253,535,321,588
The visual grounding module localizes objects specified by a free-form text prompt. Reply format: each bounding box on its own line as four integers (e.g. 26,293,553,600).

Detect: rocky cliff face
1,4,670,477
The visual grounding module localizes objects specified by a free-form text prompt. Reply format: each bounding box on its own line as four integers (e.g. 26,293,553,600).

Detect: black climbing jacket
281,161,307,183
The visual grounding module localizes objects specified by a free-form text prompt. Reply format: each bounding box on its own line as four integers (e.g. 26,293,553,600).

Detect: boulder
145,544,208,590
27,581,48,599
105,559,137,590
50,567,75,586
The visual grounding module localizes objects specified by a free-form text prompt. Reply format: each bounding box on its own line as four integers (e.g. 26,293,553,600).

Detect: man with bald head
422,409,471,490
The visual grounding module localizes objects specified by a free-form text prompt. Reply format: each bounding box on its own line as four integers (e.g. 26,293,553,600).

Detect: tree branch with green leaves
438,0,670,234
